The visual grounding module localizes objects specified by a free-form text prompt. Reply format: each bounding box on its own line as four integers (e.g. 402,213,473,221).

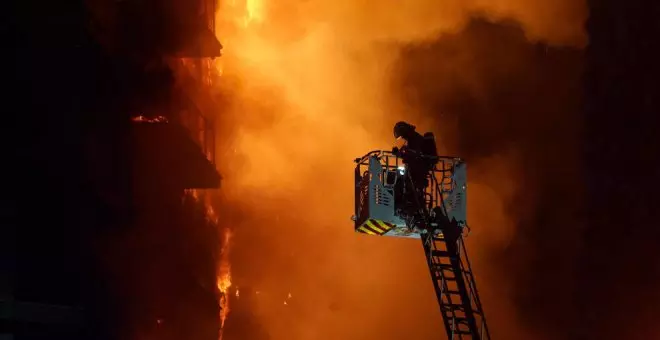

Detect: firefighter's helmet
394,121,416,139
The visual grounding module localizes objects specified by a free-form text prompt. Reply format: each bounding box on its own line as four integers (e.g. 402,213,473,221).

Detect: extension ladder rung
431,250,452,257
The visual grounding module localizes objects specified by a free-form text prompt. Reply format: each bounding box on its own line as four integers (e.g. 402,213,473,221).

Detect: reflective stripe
356,219,396,236
357,225,377,235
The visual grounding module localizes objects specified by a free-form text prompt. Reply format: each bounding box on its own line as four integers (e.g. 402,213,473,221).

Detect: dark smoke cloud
392,18,584,338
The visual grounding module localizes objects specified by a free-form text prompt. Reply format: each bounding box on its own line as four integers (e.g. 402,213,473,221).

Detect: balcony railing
177,107,216,165
131,106,215,166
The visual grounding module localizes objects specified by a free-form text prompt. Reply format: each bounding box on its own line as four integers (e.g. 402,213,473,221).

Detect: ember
131,115,169,123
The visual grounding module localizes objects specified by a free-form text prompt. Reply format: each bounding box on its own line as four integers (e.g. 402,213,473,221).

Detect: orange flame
217,227,233,338
244,0,264,26
185,189,232,339
131,115,169,123
200,190,233,338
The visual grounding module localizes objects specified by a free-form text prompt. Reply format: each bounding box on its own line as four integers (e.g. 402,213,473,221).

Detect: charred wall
6,0,221,339
8,1,129,338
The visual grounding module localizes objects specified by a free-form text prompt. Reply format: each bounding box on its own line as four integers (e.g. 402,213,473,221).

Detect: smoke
211,0,585,339
393,19,584,338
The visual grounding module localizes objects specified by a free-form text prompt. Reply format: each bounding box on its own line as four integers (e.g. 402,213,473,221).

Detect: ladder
421,221,490,340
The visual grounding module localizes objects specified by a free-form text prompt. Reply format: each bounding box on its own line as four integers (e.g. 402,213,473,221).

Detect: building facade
4,0,224,339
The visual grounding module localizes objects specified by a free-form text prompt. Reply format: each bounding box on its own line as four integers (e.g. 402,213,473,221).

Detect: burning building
5,0,225,339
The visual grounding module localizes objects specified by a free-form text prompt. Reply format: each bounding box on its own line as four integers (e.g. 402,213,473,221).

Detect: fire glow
217,227,233,336
206,0,588,338
185,189,232,339
244,0,264,26
131,115,168,123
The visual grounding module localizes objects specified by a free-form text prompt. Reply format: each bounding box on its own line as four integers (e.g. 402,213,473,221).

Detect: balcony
131,94,220,192
112,0,222,59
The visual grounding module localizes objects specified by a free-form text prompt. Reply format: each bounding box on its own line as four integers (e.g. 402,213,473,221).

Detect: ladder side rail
417,184,467,340
456,236,492,340
457,239,481,311
428,163,485,339
456,240,484,337
449,232,490,340
442,234,481,338
427,233,479,339
432,160,483,333
422,232,458,340
425,234,477,339
419,195,473,340
427,163,473,338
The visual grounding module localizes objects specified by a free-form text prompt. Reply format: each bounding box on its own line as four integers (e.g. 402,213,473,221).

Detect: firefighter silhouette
392,121,438,221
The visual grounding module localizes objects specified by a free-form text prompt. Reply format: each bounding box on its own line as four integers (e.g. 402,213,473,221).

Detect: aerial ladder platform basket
353,150,491,340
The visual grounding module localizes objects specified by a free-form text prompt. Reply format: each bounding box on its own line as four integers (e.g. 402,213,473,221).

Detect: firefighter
392,121,438,187
392,121,438,220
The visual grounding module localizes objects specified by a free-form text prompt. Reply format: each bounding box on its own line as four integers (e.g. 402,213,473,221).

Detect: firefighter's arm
398,147,439,163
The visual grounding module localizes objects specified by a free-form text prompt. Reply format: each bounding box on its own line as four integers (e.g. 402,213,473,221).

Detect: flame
204,194,220,225
217,227,233,337
131,115,169,123
217,272,232,329
185,189,232,339
217,272,232,293
244,0,264,26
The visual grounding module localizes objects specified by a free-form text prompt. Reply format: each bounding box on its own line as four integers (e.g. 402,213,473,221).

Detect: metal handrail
354,149,461,165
